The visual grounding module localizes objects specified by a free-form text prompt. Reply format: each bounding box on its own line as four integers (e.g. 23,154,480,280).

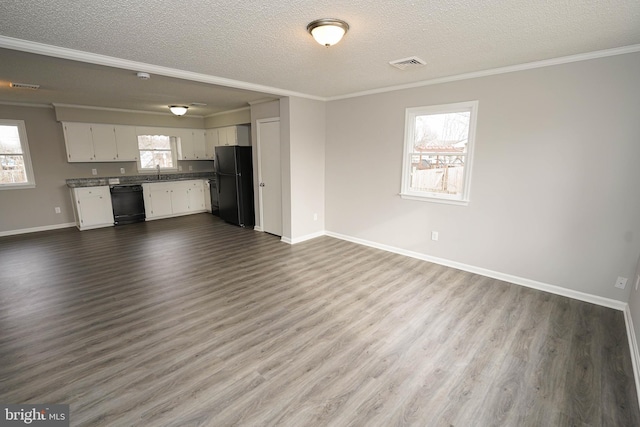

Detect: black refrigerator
214,146,255,227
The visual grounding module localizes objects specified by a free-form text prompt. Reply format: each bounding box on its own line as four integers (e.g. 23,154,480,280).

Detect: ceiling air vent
389,56,426,70
10,82,40,90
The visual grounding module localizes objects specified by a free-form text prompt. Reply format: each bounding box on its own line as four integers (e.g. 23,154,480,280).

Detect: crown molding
205,105,250,118
0,101,53,109
51,102,205,117
247,97,279,106
328,44,640,101
0,35,325,102
1,35,638,105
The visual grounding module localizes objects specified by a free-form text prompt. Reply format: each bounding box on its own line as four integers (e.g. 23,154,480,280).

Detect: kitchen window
137,134,178,172
400,101,478,205
0,119,35,190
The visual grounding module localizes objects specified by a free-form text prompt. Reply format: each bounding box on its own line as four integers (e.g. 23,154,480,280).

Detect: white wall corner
624,304,640,410
289,231,326,245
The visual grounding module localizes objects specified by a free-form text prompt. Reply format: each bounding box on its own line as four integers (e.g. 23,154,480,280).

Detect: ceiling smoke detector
389,56,427,70
9,82,40,90
136,72,151,80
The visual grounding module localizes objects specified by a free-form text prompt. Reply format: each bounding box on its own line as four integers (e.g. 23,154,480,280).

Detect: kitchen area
63,120,254,231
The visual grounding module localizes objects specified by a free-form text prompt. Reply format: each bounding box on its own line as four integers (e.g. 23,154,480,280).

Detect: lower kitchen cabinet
71,186,114,230
143,183,174,218
187,180,205,212
142,180,207,220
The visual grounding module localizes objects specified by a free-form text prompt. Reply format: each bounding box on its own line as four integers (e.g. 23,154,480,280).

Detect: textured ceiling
0,0,639,113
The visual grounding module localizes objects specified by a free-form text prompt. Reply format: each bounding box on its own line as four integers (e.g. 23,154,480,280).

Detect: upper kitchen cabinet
63,122,94,162
63,122,138,162
206,125,251,149
177,129,207,160
204,129,218,159
114,126,140,161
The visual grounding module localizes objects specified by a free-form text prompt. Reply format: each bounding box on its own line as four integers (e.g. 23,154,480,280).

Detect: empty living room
1,1,640,426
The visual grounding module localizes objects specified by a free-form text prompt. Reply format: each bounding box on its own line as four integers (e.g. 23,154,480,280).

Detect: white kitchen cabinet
170,181,191,215
187,180,205,212
91,124,119,160
114,126,139,161
216,125,251,146
177,129,207,160
142,180,207,220
143,183,173,219
63,122,139,162
205,129,218,159
192,130,206,159
64,123,94,162
71,186,114,230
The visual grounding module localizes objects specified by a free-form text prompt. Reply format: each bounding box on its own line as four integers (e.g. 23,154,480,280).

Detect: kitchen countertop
66,172,215,188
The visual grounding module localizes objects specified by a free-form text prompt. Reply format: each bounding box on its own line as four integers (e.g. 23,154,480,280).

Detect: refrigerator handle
214,152,221,192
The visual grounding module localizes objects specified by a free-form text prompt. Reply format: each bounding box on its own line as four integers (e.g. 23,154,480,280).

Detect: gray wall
204,108,251,128
0,104,212,234
288,97,326,241
325,52,640,302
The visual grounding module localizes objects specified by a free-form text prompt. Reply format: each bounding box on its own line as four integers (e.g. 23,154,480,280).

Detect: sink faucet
156,164,160,180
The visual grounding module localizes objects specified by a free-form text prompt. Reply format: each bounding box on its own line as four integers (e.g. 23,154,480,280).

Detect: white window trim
136,135,179,173
400,100,479,205
0,119,36,190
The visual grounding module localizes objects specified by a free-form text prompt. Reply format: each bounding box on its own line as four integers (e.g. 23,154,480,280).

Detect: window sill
0,183,36,190
399,193,469,206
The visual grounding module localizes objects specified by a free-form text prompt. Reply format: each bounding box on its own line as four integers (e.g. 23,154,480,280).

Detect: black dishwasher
110,184,146,225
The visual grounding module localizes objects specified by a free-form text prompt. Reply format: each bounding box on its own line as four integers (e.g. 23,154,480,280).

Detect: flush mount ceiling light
169,105,188,116
307,18,349,47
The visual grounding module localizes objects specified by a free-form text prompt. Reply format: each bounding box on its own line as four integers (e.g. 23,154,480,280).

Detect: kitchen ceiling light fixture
169,105,188,116
307,18,349,47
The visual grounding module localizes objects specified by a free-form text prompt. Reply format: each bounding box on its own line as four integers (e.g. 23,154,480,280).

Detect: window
137,134,178,171
0,119,35,189
401,101,478,205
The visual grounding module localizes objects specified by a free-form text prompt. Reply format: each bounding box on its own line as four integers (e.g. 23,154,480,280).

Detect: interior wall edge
624,304,640,411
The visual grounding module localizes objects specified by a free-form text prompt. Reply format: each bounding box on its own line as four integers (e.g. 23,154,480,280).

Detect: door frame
255,117,281,234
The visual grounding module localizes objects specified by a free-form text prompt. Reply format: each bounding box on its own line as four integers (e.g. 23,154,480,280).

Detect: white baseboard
290,231,325,245
624,305,640,409
254,225,264,232
280,231,325,245
0,222,76,237
324,230,626,311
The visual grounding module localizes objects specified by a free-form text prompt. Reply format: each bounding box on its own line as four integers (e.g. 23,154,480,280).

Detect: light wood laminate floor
1,213,638,426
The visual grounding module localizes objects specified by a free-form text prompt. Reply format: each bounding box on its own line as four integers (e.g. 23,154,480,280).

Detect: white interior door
257,119,282,236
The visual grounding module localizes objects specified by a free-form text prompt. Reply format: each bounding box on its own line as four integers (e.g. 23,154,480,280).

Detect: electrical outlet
313,213,318,221
54,207,61,214
189,165,193,171
615,276,628,289
431,231,439,241
178,165,182,172
120,168,125,174
91,168,97,176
